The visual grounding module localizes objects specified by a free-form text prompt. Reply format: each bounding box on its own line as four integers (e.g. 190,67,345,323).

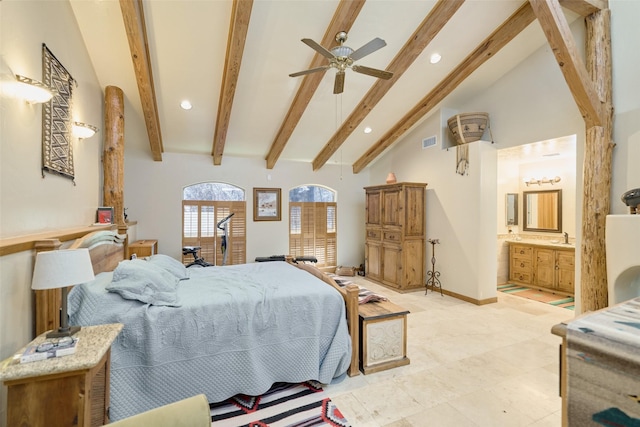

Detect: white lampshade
32,248,95,291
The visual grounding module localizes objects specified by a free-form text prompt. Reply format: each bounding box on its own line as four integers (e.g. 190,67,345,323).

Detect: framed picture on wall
97,207,114,224
253,188,281,221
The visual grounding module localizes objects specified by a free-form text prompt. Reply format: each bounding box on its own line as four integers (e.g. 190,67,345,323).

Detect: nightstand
0,323,123,427
359,300,410,374
127,239,158,259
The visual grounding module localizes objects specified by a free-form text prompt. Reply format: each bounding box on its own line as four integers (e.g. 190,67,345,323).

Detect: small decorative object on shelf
97,206,114,224
386,172,397,184
426,238,442,296
447,112,489,145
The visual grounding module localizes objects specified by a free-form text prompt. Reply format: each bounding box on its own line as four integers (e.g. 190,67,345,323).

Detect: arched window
289,185,337,270
182,182,246,265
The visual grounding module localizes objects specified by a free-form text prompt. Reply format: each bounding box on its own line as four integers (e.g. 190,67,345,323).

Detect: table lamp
31,248,95,338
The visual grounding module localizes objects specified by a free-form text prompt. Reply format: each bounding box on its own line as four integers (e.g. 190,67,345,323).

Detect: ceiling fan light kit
289,31,393,94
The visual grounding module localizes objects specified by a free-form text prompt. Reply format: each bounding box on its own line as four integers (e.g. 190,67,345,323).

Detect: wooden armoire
364,182,427,292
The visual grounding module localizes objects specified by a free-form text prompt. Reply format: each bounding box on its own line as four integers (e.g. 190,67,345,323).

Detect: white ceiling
69,0,579,169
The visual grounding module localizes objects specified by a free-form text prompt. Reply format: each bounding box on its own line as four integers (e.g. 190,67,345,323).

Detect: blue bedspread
69,261,352,420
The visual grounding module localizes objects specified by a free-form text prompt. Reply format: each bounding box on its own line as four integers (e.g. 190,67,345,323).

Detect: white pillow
147,254,189,281
107,259,181,306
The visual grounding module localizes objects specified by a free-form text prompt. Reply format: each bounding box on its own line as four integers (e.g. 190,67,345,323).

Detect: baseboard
426,285,498,305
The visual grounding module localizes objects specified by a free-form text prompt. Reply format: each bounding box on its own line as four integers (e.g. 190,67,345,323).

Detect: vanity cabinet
509,242,575,295
364,182,426,292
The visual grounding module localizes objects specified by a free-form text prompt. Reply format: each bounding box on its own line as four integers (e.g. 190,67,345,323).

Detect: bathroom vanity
509,241,575,295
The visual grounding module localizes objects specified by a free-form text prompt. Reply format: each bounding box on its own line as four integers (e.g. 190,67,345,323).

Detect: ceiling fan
289,31,393,94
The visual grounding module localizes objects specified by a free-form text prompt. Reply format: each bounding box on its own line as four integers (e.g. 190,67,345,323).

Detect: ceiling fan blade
352,64,393,80
301,38,335,59
350,37,387,61
334,71,345,94
289,66,330,78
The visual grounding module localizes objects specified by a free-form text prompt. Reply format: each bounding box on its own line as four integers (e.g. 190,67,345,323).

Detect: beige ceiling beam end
580,8,614,312
558,0,607,17
265,0,365,170
529,0,604,128
312,0,465,171
353,2,536,174
120,0,163,161
212,0,254,166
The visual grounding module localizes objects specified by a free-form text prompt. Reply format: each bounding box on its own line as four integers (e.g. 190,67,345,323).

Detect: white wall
368,15,588,302
124,152,369,266
610,0,640,212
0,1,104,424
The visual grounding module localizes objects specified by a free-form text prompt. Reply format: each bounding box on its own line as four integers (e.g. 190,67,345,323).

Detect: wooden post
33,240,62,337
104,86,126,229
580,9,614,312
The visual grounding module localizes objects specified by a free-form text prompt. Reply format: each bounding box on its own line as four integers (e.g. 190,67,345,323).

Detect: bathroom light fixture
430,53,442,64
364,126,372,134
2,74,56,103
72,122,98,139
180,100,192,110
524,176,561,187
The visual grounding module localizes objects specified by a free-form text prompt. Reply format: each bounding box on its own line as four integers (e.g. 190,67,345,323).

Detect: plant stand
425,238,442,296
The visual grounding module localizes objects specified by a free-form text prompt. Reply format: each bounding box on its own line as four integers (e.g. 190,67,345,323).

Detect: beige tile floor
325,278,575,427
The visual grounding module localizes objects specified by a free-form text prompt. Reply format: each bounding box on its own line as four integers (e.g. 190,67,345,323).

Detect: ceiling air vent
422,135,437,149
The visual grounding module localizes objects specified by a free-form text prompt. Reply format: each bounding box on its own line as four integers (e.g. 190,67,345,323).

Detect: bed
36,230,360,420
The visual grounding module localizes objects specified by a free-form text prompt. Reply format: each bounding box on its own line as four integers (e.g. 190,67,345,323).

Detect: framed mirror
506,193,518,226
523,189,562,232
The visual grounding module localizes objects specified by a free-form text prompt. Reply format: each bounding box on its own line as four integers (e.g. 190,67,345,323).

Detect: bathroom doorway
496,135,578,290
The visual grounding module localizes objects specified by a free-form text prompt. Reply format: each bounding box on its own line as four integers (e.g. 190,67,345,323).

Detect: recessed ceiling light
430,53,442,64
364,126,372,134
180,100,192,110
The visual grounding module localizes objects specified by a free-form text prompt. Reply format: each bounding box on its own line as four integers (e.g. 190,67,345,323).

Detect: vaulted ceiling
69,0,604,173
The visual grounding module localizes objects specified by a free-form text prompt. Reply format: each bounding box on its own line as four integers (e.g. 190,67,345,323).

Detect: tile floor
325,278,576,427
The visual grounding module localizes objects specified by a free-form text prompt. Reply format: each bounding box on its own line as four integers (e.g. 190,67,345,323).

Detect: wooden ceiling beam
558,0,607,17
120,0,163,161
353,2,536,174
530,0,604,128
312,0,465,171
265,0,365,170
212,0,254,165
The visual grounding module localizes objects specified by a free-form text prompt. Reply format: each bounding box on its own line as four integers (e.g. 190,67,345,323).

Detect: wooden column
33,240,62,337
104,86,126,229
580,9,614,312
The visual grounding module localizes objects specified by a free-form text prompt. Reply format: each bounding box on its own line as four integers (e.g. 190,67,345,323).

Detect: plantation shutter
182,201,245,265
289,202,337,269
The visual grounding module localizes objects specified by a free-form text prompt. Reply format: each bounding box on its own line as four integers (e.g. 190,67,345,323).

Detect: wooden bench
358,300,410,374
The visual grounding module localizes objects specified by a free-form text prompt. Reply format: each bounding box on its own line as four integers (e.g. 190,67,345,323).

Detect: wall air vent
422,135,437,149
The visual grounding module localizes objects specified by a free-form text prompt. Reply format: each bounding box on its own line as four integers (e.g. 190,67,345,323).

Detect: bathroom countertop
507,239,575,249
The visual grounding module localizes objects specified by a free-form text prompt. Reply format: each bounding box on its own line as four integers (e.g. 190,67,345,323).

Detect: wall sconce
1,74,56,103
524,176,561,187
72,122,98,139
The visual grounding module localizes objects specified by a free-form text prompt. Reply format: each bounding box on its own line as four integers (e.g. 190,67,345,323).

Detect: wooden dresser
508,241,575,295
364,182,426,292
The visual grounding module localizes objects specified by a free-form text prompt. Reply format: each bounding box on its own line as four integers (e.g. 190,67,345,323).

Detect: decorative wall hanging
456,144,469,175
253,188,281,221
447,112,490,176
42,44,76,183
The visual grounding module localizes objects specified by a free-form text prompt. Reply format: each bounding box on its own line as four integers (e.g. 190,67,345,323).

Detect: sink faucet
563,232,569,244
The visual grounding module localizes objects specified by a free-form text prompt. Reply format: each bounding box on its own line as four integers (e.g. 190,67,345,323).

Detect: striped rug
498,284,575,310
210,381,350,427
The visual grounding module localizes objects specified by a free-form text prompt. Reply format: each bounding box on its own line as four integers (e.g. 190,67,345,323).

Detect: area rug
210,381,351,427
498,284,575,310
